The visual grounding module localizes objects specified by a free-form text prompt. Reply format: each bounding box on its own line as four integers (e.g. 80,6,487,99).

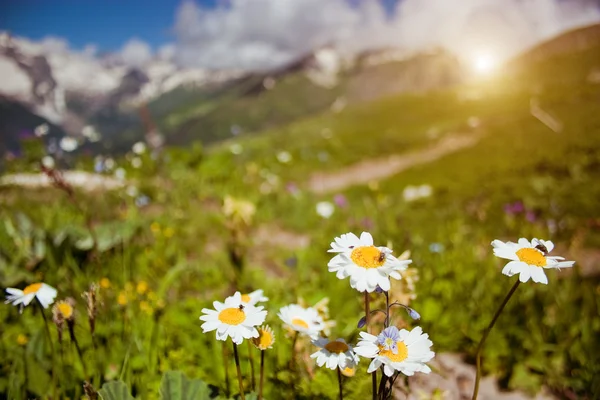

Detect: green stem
259,350,265,400
233,342,245,400
38,301,57,399
247,340,256,391
68,322,89,380
222,342,231,397
472,279,521,400
337,366,344,400
365,291,376,400
289,332,298,371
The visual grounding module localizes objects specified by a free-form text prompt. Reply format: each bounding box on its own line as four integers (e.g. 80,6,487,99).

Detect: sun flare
472,52,497,74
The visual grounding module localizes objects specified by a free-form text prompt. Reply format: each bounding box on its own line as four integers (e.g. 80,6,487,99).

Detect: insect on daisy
5,283,57,313
278,304,325,339
492,238,575,284
354,326,434,377
200,292,267,345
310,338,360,370
229,289,269,306
328,232,411,292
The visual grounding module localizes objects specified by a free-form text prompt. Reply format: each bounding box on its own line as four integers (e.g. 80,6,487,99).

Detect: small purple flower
286,182,300,196
525,210,536,222
408,308,421,320
504,201,525,215
361,217,374,230
334,194,348,208
377,326,401,354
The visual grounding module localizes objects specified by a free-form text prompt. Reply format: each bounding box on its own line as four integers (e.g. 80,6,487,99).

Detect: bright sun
472,53,496,74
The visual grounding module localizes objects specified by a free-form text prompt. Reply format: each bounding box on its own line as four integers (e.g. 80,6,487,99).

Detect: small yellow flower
100,278,111,289
139,301,153,315
341,366,356,377
117,291,128,306
136,281,148,295
163,227,175,238
17,334,28,346
223,196,256,225
54,300,75,320
156,299,166,309
150,222,161,234
251,325,275,350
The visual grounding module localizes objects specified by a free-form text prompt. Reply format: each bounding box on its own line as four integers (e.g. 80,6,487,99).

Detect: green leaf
98,381,134,400
159,371,211,400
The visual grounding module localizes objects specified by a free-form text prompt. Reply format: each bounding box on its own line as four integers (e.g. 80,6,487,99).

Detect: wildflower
117,291,128,306
59,137,79,152
136,281,148,295
131,157,142,168
132,141,146,155
150,222,161,234
333,194,348,208
5,283,57,313
316,201,335,219
328,232,411,293
53,298,76,343
355,326,434,377
341,366,356,377
278,304,325,339
163,227,175,238
99,278,111,289
17,334,28,346
492,238,575,284
140,301,153,315
310,338,360,370
41,156,55,169
276,151,292,163
200,292,267,344
251,325,275,350
223,196,256,225
228,289,268,306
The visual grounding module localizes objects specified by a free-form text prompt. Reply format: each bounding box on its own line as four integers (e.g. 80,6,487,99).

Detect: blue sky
0,0,400,52
0,0,216,51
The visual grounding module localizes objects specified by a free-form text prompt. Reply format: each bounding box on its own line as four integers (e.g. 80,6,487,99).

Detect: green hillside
1,29,599,399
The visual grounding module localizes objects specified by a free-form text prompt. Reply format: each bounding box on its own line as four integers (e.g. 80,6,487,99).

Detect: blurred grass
1,42,599,399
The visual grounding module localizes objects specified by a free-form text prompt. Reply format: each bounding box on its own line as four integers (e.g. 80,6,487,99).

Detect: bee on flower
492,238,575,284
5,282,57,313
278,304,325,339
227,289,268,306
200,292,267,344
355,326,434,377
310,338,360,370
328,232,411,293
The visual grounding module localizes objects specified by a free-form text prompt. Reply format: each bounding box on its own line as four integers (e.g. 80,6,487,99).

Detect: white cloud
171,0,600,71
120,38,153,67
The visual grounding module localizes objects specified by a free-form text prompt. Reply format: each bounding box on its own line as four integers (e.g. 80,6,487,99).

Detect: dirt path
308,133,481,194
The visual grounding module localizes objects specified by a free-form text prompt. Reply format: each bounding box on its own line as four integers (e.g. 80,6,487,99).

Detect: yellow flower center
291,318,309,329
324,341,349,354
253,328,274,350
350,246,386,269
241,294,251,303
516,248,547,267
23,283,42,295
378,341,408,362
57,302,74,319
218,308,246,325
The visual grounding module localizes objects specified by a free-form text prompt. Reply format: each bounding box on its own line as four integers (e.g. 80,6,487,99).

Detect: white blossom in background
403,185,433,202
41,156,55,169
316,201,335,219
277,151,292,163
132,141,146,155
114,168,126,180
59,137,79,152
230,143,243,155
34,123,49,137
131,157,142,169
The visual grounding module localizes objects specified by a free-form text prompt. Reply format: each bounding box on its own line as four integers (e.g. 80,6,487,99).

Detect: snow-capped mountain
0,32,243,138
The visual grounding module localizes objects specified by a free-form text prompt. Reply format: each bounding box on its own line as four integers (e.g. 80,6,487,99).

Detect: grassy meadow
1,41,600,399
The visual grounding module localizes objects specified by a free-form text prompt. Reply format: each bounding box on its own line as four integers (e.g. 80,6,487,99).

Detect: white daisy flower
5,283,58,313
226,289,268,306
492,238,575,284
354,326,434,377
278,304,325,339
200,292,267,345
310,338,360,370
328,232,412,293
